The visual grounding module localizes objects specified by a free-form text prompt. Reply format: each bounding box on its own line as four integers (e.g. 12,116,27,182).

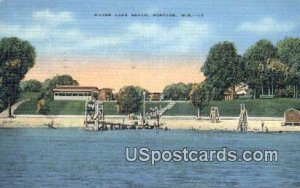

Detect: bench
259,95,274,99
238,95,253,99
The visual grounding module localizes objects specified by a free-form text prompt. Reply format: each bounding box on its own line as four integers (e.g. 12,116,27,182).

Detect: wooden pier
84,99,162,131
84,120,162,131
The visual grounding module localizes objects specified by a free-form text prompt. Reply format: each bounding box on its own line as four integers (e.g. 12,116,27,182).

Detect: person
265,126,269,132
261,121,264,132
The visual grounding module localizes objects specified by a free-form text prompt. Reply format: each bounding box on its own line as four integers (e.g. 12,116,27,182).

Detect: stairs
159,101,176,115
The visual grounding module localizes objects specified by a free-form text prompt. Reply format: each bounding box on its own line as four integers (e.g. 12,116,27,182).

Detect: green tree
277,37,300,98
21,79,42,92
243,39,277,98
201,41,243,100
41,75,79,100
163,82,192,100
287,67,300,98
117,86,142,117
0,37,36,117
36,99,50,115
264,58,289,97
43,75,78,91
162,84,176,100
135,86,149,100
190,81,211,119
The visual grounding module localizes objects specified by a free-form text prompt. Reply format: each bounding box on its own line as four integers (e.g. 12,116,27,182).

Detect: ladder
237,104,248,132
210,107,220,123
84,99,104,131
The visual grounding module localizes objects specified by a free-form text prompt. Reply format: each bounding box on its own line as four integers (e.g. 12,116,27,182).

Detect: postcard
0,0,300,187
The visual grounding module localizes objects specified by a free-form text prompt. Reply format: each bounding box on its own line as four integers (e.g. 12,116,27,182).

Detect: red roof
99,88,114,91
53,85,100,92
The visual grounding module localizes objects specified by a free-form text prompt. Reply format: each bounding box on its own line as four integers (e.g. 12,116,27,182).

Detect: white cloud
0,10,75,41
33,10,74,25
0,9,213,55
0,9,127,54
127,21,213,53
84,36,129,48
0,23,48,40
238,17,296,33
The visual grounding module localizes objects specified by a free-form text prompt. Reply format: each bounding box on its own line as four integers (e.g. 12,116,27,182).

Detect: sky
0,0,299,91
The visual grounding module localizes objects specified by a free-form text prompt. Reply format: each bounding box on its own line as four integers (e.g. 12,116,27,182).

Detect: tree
41,75,78,100
21,79,42,92
263,58,289,97
134,86,149,100
243,39,277,98
287,66,300,98
163,82,192,100
43,74,78,91
0,37,36,117
201,41,243,100
36,99,50,115
117,86,142,117
277,37,300,98
190,81,211,119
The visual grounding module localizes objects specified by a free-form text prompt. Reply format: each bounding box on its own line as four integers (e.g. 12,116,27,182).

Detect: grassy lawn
103,101,168,115
13,92,300,116
14,100,38,114
164,102,196,116
14,100,168,115
164,98,300,117
18,92,41,101
103,101,118,115
14,98,300,117
48,101,86,115
14,100,86,115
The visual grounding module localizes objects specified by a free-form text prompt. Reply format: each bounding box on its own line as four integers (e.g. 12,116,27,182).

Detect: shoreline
1,115,300,132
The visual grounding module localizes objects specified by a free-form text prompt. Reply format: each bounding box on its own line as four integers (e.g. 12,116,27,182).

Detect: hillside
14,98,300,117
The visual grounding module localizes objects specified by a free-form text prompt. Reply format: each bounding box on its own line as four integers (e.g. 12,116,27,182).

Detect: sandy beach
1,115,300,132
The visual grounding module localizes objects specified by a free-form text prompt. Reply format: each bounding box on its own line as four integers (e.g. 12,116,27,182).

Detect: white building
53,85,100,101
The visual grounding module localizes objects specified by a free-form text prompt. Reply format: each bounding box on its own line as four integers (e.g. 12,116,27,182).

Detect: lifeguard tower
84,99,104,131
210,107,220,123
237,104,248,132
140,107,161,130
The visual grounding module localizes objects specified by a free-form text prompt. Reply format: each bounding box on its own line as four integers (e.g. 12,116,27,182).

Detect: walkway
159,101,176,115
0,99,29,118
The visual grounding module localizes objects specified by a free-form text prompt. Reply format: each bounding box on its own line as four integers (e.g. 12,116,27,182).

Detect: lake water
0,128,299,187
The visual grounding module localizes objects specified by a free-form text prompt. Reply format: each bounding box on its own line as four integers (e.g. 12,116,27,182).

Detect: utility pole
143,91,146,120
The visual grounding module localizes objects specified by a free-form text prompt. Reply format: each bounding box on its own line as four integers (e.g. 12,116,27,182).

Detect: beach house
53,85,100,101
99,88,114,101
148,92,164,101
283,108,300,126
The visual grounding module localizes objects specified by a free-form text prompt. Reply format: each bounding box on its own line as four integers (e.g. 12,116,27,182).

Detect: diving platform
84,99,162,131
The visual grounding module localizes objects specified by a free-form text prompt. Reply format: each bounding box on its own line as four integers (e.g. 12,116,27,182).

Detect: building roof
53,85,100,92
99,88,114,91
224,83,248,95
284,108,300,123
149,92,162,95
285,108,300,113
